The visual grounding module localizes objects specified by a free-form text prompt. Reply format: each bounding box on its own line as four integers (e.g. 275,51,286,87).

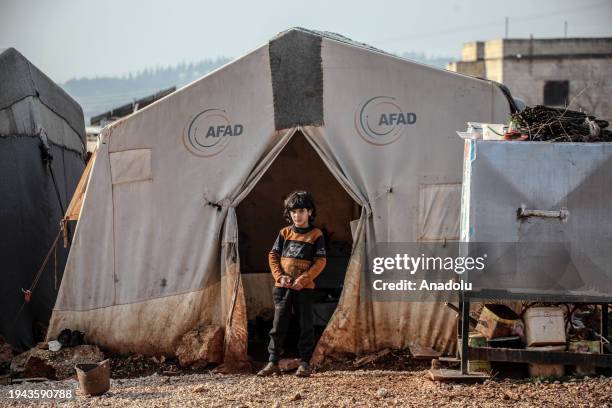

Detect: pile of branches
511,105,612,142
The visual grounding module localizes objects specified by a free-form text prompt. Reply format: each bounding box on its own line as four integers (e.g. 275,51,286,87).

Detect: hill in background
62,57,231,122
62,52,452,123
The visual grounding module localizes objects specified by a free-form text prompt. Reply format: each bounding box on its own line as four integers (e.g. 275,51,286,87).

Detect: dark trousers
267,287,314,363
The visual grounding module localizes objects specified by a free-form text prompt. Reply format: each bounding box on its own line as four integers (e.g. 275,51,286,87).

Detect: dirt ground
1,368,611,407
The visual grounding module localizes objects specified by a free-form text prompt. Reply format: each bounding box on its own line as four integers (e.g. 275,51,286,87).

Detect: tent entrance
236,131,359,363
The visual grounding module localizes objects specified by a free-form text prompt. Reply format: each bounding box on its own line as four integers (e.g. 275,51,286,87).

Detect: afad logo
354,96,417,146
183,108,244,157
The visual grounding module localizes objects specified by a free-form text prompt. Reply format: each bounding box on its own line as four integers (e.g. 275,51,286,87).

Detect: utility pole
505,17,509,38
564,21,568,38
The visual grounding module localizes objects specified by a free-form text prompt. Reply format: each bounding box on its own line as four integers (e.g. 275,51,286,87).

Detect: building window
543,81,569,106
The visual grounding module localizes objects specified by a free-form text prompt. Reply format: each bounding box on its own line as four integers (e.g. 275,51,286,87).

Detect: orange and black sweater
269,225,326,289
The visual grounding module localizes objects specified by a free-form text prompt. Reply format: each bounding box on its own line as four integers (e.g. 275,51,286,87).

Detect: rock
193,384,207,393
9,352,28,374
376,388,389,398
288,392,302,401
0,336,13,365
23,356,57,379
176,324,224,368
48,340,62,352
279,358,300,372
13,345,104,380
57,329,72,346
69,331,85,347
353,348,392,368
151,355,166,364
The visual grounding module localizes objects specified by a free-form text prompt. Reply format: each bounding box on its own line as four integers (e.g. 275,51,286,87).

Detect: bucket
476,304,522,340
524,307,565,347
458,332,491,373
75,359,110,396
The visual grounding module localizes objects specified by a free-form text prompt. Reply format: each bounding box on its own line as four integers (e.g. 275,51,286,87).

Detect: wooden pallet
438,357,461,364
427,369,489,382
408,344,441,360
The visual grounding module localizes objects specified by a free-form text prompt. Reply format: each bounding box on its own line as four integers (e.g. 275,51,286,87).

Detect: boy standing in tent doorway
257,191,326,378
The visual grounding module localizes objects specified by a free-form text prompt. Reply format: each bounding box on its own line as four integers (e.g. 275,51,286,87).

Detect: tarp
48,28,511,366
0,48,85,145
0,48,85,351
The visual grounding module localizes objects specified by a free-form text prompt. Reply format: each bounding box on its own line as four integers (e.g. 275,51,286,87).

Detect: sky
1,0,611,83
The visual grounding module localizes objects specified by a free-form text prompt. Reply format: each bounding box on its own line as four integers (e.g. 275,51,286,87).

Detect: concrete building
447,38,612,121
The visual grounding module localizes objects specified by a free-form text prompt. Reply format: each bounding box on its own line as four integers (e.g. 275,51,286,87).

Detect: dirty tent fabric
48,28,511,367
0,48,86,351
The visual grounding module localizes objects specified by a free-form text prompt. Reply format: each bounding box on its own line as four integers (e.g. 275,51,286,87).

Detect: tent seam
52,286,214,312
0,94,86,146
0,133,85,156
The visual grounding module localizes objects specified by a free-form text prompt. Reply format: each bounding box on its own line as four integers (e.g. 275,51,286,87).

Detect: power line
375,0,610,44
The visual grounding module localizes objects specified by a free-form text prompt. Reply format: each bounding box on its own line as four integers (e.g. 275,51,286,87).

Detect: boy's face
290,208,312,228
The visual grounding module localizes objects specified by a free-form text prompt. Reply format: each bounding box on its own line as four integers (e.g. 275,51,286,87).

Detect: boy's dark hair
283,191,316,224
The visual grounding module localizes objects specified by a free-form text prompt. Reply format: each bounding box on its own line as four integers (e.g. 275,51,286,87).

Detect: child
257,191,326,377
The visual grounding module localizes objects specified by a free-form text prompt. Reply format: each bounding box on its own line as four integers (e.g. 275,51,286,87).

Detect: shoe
257,362,281,377
295,362,311,377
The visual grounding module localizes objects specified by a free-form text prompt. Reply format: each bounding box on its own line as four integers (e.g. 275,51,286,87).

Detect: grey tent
48,28,513,370
0,48,86,351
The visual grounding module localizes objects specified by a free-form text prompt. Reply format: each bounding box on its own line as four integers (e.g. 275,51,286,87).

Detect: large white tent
48,28,512,370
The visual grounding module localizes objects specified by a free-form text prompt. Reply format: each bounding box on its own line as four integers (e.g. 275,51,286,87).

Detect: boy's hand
291,276,307,291
279,275,293,288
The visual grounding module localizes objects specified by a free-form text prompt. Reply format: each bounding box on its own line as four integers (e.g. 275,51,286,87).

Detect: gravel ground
1,370,611,407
